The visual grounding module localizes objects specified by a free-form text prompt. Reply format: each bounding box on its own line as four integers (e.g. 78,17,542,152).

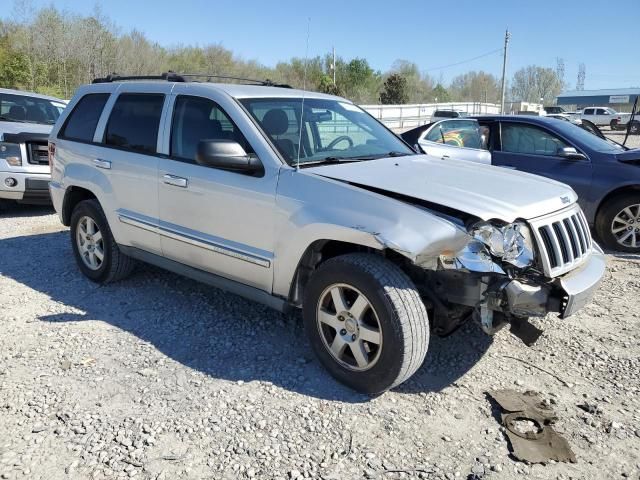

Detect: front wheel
303,253,429,394
595,194,640,253
630,122,640,135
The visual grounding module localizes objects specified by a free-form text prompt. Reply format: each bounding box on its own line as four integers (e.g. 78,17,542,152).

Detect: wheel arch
595,184,640,224
61,186,98,226
286,239,410,306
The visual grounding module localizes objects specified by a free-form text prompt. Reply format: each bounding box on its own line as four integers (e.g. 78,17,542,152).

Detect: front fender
272,169,470,297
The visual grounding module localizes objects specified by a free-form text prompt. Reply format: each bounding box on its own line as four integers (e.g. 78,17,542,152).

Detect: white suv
0,88,66,205
48,73,606,393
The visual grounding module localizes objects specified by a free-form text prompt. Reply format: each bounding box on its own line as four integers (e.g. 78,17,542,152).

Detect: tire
595,193,640,253
630,122,640,135
70,199,136,283
302,253,429,394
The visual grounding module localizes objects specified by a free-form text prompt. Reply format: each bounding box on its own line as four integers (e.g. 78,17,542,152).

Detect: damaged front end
410,211,606,346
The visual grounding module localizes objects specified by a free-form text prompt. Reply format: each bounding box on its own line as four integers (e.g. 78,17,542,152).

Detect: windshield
0,93,64,125
239,97,413,166
552,119,626,153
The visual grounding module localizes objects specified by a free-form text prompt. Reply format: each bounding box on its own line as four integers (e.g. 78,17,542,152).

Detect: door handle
441,155,450,160
93,158,111,169
163,174,188,188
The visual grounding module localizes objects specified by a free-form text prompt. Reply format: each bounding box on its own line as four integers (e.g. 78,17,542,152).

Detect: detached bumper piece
558,244,606,318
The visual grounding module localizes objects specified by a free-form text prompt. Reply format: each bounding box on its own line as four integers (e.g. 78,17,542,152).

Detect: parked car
0,88,66,206
545,114,582,125
403,115,640,253
431,109,468,122
544,106,567,115
400,118,491,164
580,106,633,129
49,74,605,393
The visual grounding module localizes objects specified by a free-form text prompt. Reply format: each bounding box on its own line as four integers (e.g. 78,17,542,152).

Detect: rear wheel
303,253,429,394
596,194,640,253
70,199,136,283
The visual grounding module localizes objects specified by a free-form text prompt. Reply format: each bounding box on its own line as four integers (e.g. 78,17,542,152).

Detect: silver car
48,74,606,394
402,118,492,164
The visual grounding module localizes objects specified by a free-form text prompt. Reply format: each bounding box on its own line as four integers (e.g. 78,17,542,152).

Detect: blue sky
9,0,640,90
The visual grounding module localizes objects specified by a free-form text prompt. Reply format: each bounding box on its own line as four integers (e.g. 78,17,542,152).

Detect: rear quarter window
104,94,165,154
60,93,110,142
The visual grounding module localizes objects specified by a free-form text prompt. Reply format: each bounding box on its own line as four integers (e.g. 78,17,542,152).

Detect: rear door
418,119,491,164
582,108,595,123
491,121,593,200
90,84,168,254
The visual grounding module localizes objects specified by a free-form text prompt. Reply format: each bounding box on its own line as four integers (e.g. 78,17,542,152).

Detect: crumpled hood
0,121,53,139
306,155,578,222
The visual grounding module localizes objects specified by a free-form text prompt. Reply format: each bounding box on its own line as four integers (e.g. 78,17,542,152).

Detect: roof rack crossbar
91,72,291,88
178,73,291,88
92,72,186,84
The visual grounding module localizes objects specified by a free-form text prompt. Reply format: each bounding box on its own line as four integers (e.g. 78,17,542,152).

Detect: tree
317,74,342,96
380,74,408,104
389,59,433,103
431,83,450,102
510,65,563,104
449,71,500,103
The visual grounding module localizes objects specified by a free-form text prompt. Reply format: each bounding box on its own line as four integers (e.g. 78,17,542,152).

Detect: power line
424,47,504,72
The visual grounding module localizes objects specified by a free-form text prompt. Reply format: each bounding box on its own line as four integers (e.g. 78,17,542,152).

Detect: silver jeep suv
49,73,606,394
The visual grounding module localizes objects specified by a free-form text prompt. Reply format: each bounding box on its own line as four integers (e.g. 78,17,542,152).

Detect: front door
418,119,491,164
157,93,278,292
491,121,593,201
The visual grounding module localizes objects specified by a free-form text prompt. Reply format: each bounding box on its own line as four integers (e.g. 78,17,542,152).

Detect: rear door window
500,123,569,156
583,108,594,115
104,94,165,154
60,93,109,142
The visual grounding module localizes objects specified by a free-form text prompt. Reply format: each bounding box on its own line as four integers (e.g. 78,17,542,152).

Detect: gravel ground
1,162,640,479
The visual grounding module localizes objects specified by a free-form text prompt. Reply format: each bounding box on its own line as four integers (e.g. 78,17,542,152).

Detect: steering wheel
326,135,354,150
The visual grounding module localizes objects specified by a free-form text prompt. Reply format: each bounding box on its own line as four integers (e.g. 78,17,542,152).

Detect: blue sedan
402,116,640,253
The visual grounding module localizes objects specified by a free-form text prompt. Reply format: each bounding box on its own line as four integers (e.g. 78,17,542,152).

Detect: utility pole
332,46,336,85
500,29,510,114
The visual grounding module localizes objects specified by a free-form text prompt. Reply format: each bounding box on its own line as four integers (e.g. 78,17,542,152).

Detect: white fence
360,102,500,130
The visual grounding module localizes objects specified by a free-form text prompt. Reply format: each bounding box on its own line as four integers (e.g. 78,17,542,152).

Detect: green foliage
449,71,500,103
318,74,342,96
380,74,408,104
0,37,29,88
430,84,450,102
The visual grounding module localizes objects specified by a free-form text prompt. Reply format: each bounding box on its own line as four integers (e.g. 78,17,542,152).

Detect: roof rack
92,71,292,88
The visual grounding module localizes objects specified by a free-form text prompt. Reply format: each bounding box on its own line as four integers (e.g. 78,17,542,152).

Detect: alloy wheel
76,215,104,270
316,283,382,371
611,204,640,249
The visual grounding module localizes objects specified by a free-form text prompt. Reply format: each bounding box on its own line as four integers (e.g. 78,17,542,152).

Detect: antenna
296,18,311,171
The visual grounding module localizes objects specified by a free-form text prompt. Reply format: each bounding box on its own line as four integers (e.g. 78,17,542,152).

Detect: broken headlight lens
471,221,534,268
0,142,22,166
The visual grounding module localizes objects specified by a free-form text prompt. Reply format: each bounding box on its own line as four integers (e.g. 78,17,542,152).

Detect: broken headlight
471,221,534,268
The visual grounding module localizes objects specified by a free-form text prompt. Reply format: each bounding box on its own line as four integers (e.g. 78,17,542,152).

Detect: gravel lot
1,136,639,480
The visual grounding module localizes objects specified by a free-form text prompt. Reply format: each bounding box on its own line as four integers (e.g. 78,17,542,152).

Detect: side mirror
196,139,263,175
557,146,586,160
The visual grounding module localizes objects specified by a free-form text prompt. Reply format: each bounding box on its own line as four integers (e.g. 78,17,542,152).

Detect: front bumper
0,171,51,203
558,243,606,318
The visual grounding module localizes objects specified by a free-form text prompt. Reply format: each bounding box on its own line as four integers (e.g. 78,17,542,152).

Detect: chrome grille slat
529,204,593,277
